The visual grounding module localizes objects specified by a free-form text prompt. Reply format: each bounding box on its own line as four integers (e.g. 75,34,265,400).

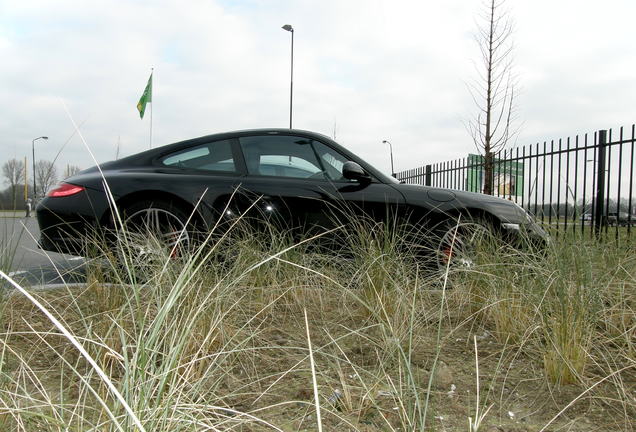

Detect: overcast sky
1,0,635,179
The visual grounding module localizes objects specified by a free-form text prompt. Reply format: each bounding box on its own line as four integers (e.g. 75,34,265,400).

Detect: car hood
394,184,530,225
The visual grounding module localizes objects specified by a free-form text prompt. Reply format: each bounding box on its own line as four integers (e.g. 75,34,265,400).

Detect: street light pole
32,136,48,199
282,24,294,129
382,140,395,176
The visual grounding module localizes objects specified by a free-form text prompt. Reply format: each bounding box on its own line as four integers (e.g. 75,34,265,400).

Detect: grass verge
0,220,634,431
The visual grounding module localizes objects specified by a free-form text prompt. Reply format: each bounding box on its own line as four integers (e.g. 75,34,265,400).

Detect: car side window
160,139,236,172
239,135,325,179
312,141,356,182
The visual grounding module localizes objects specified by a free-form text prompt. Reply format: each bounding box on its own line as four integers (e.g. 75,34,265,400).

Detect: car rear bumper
36,188,111,256
37,209,95,255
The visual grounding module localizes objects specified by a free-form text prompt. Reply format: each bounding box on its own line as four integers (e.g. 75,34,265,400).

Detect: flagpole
149,67,153,149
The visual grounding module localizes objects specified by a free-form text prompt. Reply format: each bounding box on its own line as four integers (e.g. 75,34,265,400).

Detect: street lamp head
42,136,48,140
282,24,294,32
382,140,395,175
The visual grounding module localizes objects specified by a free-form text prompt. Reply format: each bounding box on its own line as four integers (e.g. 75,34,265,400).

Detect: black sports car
37,128,548,266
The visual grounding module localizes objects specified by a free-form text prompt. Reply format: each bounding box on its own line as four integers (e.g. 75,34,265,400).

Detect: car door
234,132,405,237
155,137,245,229
309,139,405,229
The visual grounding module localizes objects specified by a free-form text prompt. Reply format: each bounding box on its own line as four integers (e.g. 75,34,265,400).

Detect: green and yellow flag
137,73,153,119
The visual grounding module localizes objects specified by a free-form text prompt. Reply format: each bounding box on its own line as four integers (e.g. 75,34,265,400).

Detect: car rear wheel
117,200,193,267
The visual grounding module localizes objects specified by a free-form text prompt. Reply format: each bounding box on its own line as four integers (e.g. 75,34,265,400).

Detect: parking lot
0,214,86,288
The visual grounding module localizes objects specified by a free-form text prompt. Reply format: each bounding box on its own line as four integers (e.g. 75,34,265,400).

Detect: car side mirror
342,161,371,182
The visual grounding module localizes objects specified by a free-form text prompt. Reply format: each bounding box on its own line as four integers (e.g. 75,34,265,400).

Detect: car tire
117,199,193,266
435,216,496,273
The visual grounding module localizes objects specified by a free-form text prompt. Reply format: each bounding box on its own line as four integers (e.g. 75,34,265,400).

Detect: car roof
95,128,397,184
166,128,335,151
121,129,335,161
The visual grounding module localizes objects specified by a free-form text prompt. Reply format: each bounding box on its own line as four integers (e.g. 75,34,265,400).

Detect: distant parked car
607,211,636,226
580,213,592,223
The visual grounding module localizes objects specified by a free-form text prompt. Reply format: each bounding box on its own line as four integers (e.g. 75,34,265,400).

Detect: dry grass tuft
0,221,634,431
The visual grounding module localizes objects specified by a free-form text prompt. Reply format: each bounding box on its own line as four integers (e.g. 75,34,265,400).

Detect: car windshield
314,140,400,184
362,159,400,184
384,172,401,184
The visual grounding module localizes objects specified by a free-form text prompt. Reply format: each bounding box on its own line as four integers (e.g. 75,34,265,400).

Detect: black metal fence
396,125,636,237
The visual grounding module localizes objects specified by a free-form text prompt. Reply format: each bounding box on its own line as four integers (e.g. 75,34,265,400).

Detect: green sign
466,154,524,196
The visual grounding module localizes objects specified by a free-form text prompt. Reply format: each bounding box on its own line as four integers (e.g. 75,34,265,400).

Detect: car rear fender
104,190,207,229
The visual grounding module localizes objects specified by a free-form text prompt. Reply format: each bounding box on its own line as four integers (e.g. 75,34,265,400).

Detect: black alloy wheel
118,200,193,265
436,218,495,272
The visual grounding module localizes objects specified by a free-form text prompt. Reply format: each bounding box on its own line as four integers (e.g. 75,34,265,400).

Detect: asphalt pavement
0,215,87,288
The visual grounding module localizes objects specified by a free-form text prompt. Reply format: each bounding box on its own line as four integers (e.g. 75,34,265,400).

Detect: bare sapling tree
35,160,58,198
2,158,25,209
468,0,518,195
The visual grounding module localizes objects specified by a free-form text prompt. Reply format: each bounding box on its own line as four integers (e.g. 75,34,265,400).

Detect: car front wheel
435,217,496,272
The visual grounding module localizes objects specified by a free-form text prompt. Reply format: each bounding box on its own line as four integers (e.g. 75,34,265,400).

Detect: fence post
594,130,607,236
425,164,432,186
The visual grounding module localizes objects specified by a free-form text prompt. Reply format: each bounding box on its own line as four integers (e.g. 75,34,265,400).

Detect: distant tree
2,158,25,209
0,185,26,210
618,197,636,214
467,0,518,195
0,187,9,210
64,165,81,178
35,160,58,198
576,199,594,215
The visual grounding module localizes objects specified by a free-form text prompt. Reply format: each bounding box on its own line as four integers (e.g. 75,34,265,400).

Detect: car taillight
47,183,85,197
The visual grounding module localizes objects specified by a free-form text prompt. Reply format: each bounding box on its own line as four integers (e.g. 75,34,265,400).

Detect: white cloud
0,0,634,178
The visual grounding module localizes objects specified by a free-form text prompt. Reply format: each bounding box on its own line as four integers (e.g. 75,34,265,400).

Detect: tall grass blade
0,270,146,432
